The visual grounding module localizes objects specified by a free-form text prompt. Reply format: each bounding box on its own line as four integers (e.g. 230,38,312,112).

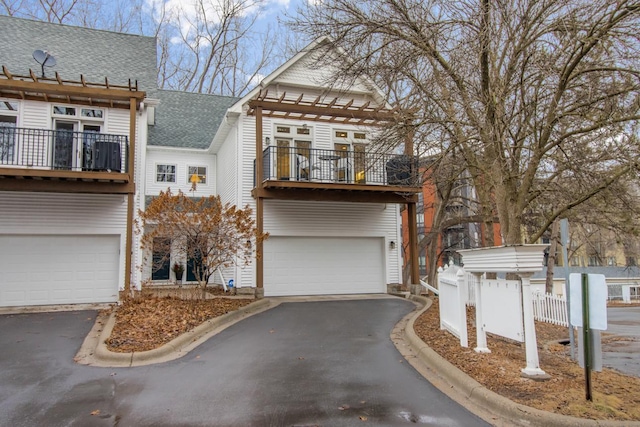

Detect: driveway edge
75,298,276,367
402,295,640,427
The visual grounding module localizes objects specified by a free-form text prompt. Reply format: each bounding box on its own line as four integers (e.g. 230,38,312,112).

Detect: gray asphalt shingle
0,15,157,91
148,90,239,149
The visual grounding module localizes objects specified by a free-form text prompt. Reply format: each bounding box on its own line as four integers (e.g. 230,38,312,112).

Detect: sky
0,0,314,94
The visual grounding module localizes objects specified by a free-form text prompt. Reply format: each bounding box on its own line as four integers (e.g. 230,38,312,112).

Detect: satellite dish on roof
32,50,57,78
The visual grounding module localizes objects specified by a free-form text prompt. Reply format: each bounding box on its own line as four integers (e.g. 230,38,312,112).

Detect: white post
457,269,468,347
473,272,490,353
519,272,548,377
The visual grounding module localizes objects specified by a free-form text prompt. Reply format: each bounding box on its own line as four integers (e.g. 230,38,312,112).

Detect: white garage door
264,236,385,297
0,235,120,307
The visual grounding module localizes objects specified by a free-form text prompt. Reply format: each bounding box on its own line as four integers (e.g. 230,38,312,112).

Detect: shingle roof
0,15,157,91
148,90,239,149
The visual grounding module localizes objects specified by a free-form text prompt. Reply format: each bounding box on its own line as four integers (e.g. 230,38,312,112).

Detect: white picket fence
436,262,569,329
436,263,468,347
532,292,568,327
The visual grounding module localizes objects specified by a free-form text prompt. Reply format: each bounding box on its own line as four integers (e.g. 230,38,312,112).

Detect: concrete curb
403,296,640,427
76,298,276,367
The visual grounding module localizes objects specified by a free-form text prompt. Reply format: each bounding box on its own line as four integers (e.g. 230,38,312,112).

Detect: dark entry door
151,237,171,280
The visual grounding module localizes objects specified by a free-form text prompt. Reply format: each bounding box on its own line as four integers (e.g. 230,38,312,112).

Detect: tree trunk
545,219,560,294
426,233,440,288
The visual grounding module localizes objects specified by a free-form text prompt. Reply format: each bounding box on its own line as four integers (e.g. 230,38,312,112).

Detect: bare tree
151,0,278,96
2,0,284,97
289,0,640,246
0,0,79,22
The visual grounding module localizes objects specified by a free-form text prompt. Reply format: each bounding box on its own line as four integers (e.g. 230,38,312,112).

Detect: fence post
437,266,444,331
457,269,468,347
520,273,547,377
473,272,490,353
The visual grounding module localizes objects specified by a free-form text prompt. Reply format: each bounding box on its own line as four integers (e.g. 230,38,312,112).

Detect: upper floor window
0,100,18,124
0,100,19,163
1,100,19,113
275,125,312,138
188,166,207,184
334,129,368,144
52,105,104,121
156,164,176,183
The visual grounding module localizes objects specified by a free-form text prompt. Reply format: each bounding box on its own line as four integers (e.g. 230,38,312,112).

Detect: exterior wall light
390,241,396,250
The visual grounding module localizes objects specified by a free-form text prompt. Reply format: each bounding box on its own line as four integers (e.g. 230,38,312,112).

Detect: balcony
253,146,422,203
0,127,131,193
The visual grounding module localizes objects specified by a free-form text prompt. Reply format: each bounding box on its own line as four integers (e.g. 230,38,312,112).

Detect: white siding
276,50,373,95
215,127,238,205
105,108,130,135
18,101,50,166
0,192,127,234
237,112,257,288
20,101,49,128
145,149,216,196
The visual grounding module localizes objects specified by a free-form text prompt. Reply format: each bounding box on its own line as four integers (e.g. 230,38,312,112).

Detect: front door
151,237,171,280
186,242,203,282
276,139,290,180
354,143,366,183
295,140,311,180
53,121,76,170
334,143,350,182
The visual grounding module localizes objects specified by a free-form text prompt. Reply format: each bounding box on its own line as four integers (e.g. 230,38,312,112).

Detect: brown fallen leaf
359,415,368,421
90,409,100,416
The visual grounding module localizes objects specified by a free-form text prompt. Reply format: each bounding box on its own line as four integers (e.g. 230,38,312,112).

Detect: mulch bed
105,293,252,353
413,298,640,421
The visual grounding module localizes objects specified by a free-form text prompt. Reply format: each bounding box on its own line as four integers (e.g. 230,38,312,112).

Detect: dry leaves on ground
105,292,252,353
413,298,640,421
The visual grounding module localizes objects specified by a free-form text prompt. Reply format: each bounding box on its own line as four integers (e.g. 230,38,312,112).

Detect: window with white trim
0,100,19,163
187,166,207,184
156,164,176,183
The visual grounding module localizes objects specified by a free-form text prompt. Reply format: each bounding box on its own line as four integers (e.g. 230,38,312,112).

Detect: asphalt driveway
603,306,640,377
0,298,489,426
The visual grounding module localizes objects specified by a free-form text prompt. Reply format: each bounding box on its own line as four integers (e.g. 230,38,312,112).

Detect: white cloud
247,73,265,86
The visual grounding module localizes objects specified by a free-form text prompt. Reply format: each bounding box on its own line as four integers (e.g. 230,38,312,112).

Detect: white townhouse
0,16,155,307
139,89,239,284
0,16,422,307
204,38,422,297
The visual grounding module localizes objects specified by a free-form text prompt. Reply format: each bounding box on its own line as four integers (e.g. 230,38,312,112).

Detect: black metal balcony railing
255,146,419,187
0,127,128,173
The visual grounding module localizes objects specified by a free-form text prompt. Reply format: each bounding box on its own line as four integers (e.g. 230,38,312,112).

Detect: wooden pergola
249,90,421,290
0,65,146,292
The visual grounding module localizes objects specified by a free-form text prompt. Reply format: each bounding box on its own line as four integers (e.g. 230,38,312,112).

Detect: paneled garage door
264,236,385,297
0,235,120,307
